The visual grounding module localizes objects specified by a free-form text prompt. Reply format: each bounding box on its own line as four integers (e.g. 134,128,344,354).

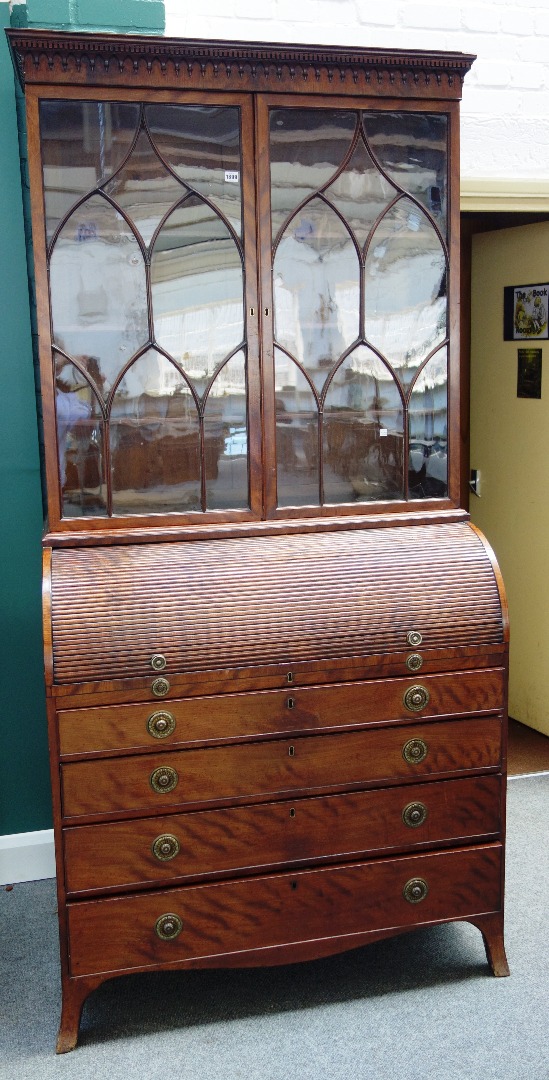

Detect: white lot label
380,428,388,437
225,171,239,183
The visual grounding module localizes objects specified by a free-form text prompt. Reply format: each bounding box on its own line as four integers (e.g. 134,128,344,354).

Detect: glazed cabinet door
29,90,262,529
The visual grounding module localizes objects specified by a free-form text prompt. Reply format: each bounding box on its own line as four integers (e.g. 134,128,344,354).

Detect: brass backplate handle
152,677,170,698
402,737,428,765
406,653,423,673
403,878,429,904
402,801,428,828
150,654,167,671
150,766,179,794
147,710,176,739
155,913,183,941
152,834,180,861
403,684,430,712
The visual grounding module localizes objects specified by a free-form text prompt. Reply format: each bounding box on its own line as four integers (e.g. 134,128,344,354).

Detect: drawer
61,716,502,819
67,843,503,976
63,775,502,894
57,668,505,757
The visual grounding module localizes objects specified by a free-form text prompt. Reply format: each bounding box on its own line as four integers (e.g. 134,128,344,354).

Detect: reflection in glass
151,196,244,389
323,347,404,503
324,136,397,249
110,350,201,514
275,349,319,506
270,109,356,240
274,199,359,390
408,347,448,498
204,352,249,510
363,111,448,234
146,104,242,236
55,356,107,517
364,198,447,382
40,100,140,242
103,128,184,247
50,194,148,392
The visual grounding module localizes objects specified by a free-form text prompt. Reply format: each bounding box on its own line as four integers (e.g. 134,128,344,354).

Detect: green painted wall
1,0,165,842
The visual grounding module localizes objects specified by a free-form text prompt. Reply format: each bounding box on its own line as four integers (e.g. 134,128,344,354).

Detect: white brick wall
164,0,549,182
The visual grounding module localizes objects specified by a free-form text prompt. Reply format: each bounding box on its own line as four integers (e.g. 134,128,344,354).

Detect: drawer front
67,843,503,976
63,775,502,894
57,668,505,757
61,716,502,819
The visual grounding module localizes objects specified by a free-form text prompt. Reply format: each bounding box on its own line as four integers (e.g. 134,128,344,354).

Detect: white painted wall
164,0,549,184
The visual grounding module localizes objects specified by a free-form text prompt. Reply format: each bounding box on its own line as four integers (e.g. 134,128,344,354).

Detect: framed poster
504,283,548,340
517,348,542,399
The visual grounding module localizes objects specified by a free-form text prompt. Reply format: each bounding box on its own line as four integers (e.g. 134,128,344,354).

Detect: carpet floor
1,774,547,1080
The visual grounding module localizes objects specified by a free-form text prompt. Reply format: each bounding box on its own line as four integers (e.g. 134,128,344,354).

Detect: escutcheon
403,684,430,712
150,766,179,794
403,878,429,904
152,834,180,861
155,913,183,941
147,710,176,739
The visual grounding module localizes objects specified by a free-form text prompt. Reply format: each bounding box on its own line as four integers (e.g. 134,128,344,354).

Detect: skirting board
0,830,55,886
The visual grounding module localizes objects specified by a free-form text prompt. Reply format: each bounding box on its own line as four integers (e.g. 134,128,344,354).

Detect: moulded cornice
6,28,475,99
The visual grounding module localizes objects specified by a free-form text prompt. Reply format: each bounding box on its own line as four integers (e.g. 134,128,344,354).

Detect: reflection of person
55,355,100,486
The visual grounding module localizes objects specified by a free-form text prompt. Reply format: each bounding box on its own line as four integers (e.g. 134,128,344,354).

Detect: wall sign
517,347,542,399
504,282,548,340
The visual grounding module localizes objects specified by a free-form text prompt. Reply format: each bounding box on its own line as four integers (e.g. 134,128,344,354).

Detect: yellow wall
470,221,549,736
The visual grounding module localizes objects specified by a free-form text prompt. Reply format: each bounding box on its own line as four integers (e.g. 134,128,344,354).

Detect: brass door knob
155,913,183,940
402,801,428,828
152,834,180,861
402,737,428,765
147,711,176,739
150,766,179,794
403,684,430,712
403,877,429,904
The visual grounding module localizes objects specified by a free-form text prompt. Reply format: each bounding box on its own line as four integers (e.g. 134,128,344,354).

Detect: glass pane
40,100,140,242
146,104,242,236
408,347,448,499
110,349,201,514
323,346,403,503
205,352,249,510
151,196,244,389
273,198,359,391
324,136,397,249
55,358,107,517
364,197,447,384
50,194,148,392
270,109,357,240
363,111,448,234
103,128,185,247
275,349,320,507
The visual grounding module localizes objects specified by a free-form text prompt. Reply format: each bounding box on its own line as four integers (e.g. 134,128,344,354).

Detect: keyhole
289,807,296,818
288,745,295,757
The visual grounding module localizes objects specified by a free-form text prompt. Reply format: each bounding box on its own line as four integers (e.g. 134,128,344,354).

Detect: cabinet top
6,29,475,99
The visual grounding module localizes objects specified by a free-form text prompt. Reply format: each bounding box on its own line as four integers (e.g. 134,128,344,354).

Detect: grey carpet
1,775,547,1080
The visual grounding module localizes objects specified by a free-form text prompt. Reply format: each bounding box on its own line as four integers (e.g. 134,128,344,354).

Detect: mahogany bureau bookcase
7,29,510,1053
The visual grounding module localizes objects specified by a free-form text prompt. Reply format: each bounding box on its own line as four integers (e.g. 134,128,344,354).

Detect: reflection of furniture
9,30,510,1058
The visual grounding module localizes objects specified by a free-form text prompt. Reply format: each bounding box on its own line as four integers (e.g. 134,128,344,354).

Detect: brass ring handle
403,877,429,904
147,711,176,739
152,834,180,861
407,630,423,647
402,737,428,765
150,766,179,794
403,684,430,712
155,913,183,941
402,801,428,828
406,653,423,673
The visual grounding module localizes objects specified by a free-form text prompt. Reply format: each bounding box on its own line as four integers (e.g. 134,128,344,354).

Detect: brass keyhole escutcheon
287,672,294,684
403,878,429,904
152,834,180,861
289,807,296,818
150,766,179,794
147,710,176,740
152,677,170,698
155,913,183,941
403,684,430,712
402,801,428,828
407,630,423,647
402,737,428,765
406,653,423,673
287,697,295,710
288,745,295,757
150,654,167,671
